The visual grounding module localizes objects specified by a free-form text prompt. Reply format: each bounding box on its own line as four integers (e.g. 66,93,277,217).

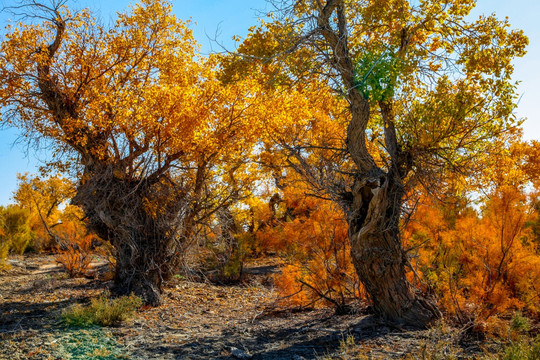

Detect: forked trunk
346,171,441,327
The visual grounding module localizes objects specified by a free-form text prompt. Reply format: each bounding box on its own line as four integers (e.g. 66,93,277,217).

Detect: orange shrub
55,221,94,278
404,187,540,323
257,186,361,312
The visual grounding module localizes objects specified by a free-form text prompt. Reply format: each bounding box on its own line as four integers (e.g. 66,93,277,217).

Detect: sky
0,0,538,206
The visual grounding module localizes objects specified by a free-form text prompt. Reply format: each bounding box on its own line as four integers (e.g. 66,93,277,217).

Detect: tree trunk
346,171,441,327
292,0,440,327
73,167,184,306
112,235,165,306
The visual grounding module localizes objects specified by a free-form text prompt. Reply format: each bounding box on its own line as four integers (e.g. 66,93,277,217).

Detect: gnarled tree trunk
73,167,185,306
345,171,441,326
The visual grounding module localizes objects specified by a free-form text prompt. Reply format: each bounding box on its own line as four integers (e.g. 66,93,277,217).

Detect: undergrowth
485,337,540,360
62,291,142,327
316,313,539,360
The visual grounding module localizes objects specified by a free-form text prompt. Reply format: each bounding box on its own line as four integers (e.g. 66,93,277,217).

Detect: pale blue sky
0,0,538,205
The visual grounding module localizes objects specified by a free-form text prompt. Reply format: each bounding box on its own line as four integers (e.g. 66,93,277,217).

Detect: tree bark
73,167,184,306
112,236,164,307
345,170,441,326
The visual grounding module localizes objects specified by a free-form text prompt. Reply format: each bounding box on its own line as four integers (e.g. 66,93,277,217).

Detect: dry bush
55,221,94,278
257,187,361,313
404,188,540,328
197,208,249,284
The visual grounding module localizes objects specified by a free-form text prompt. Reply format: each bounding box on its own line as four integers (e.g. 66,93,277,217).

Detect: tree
228,0,528,326
0,205,33,260
0,0,263,305
13,173,76,250
13,173,98,277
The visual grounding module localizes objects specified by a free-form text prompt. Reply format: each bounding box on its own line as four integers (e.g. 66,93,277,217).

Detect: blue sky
0,0,538,205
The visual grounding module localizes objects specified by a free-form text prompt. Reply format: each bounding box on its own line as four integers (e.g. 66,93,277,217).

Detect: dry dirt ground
0,254,498,360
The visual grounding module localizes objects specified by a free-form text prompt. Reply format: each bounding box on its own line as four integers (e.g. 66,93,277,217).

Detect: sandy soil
0,254,497,359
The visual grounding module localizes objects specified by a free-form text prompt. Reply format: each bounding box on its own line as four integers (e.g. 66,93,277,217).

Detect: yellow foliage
0,205,33,261
13,173,76,250
0,0,270,213
274,265,311,307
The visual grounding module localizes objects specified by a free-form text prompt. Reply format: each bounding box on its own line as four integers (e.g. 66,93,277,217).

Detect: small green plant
510,311,531,333
353,50,402,102
62,291,142,327
499,337,540,360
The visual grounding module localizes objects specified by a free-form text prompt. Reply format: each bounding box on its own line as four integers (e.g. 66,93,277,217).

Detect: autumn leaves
0,0,537,328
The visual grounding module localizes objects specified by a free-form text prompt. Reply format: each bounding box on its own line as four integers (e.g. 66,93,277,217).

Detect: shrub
62,291,142,327
511,312,531,333
258,187,361,312
0,237,8,268
404,191,540,324
55,221,94,278
497,337,540,360
0,205,33,262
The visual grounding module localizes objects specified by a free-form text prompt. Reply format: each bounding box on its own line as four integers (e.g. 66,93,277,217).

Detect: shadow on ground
125,311,409,360
0,298,73,334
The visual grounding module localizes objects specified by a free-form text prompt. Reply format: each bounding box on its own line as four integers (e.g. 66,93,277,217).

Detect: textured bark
345,171,441,326
113,241,164,307
73,168,184,306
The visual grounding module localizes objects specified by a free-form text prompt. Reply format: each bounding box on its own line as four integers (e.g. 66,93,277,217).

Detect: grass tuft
498,337,540,360
510,312,531,333
62,291,142,327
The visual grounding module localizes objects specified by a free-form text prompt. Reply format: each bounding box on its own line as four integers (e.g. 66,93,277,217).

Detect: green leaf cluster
353,51,402,102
